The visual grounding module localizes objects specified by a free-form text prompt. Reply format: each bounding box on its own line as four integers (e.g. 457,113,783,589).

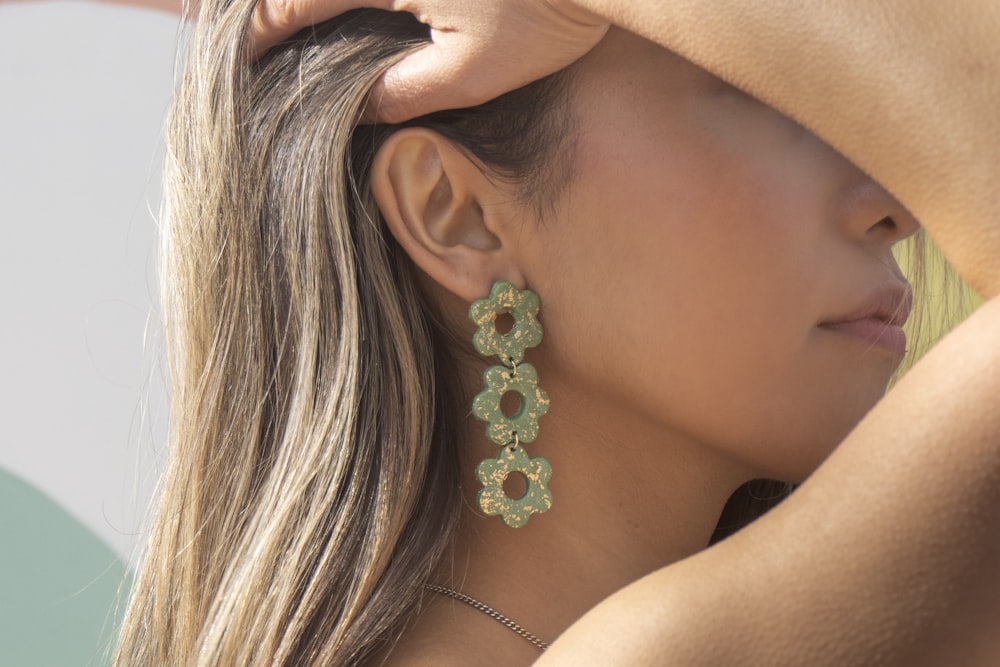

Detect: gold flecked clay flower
469,281,543,365
472,363,550,445
476,446,553,528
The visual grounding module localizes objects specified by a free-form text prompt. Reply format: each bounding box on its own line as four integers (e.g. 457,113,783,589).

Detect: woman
116,1,1000,664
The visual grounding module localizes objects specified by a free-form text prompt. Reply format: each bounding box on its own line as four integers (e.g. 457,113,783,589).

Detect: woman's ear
370,128,525,302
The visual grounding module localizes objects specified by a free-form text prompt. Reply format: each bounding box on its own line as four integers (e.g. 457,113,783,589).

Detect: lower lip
818,318,908,358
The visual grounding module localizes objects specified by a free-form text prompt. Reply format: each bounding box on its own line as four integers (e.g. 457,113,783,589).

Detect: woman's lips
817,284,912,358
818,317,908,357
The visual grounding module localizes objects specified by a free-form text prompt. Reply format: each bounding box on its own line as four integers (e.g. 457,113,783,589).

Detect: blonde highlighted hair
115,5,573,665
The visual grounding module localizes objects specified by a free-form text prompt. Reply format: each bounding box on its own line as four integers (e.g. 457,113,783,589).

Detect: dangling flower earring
468,281,552,527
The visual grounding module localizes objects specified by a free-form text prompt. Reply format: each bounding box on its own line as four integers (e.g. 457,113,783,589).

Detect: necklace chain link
423,584,550,651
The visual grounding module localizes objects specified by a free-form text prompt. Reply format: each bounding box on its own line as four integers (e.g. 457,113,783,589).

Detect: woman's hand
251,0,608,122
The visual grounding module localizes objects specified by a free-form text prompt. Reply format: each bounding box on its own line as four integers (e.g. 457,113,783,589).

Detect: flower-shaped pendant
472,362,550,446
469,281,543,365
476,446,553,527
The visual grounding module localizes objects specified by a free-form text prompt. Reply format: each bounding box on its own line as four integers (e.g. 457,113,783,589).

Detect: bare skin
59,0,1000,663
324,7,1000,664
367,26,999,666
328,4,1000,663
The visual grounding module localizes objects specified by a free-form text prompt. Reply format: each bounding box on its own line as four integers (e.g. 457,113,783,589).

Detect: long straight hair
114,5,573,665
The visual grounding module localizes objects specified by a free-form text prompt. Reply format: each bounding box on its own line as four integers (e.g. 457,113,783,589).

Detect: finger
249,0,392,60
365,38,568,123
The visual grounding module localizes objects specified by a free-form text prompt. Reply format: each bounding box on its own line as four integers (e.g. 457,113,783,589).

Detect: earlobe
371,128,524,302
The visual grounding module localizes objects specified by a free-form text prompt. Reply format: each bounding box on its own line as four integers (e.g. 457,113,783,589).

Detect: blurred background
0,2,177,663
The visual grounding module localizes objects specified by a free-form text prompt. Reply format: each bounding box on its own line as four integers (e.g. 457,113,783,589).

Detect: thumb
365,39,499,123
365,27,603,123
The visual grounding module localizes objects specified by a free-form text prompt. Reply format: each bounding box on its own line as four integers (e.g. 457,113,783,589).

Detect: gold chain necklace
423,584,550,651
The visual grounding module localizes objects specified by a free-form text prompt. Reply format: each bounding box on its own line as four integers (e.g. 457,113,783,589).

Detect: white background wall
1,1,179,562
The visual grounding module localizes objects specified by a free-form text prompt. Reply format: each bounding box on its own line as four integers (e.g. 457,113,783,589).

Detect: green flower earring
469,281,552,527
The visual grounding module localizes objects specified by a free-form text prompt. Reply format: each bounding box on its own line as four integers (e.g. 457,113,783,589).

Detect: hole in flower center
500,391,523,418
494,311,515,335
502,471,528,499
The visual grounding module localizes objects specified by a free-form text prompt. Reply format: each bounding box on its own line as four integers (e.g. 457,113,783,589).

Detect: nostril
871,215,916,242
877,211,922,243
875,216,897,232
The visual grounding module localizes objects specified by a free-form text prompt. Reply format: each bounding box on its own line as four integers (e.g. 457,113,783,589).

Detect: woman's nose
841,176,921,247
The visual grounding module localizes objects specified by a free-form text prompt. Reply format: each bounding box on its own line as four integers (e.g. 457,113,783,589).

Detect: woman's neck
439,368,757,647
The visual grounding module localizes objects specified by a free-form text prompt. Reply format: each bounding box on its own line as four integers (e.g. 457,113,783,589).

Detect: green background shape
0,468,131,667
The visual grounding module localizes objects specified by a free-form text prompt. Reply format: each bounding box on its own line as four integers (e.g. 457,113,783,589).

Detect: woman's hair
114,5,576,665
